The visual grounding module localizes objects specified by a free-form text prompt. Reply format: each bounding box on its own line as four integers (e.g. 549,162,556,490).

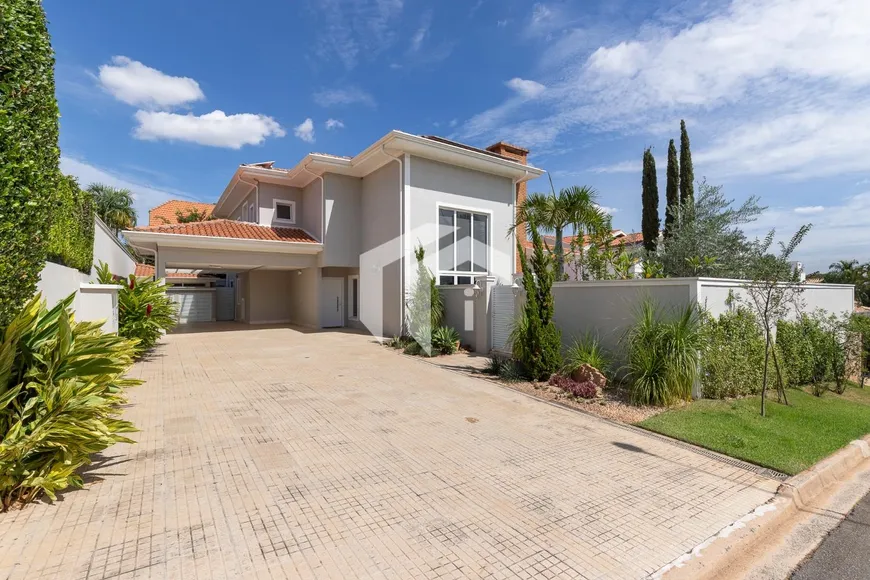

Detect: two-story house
123,131,545,337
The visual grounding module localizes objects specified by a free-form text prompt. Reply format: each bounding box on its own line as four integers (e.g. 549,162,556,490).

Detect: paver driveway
0,325,778,580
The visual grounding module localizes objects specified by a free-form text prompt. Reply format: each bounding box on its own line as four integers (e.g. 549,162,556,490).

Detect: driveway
0,325,778,579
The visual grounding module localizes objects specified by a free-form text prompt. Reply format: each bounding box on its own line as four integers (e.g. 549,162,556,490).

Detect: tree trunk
554,226,564,279
771,346,788,405
761,332,770,417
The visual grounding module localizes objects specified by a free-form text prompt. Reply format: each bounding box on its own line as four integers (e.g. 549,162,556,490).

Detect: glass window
437,207,489,285
275,202,294,222
351,278,358,319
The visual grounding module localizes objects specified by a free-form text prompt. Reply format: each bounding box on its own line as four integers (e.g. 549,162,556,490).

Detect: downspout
381,145,405,334
237,175,258,223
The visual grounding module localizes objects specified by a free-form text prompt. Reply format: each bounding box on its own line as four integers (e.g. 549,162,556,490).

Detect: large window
438,207,489,285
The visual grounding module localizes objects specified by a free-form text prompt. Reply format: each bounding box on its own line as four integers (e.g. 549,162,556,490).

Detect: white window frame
272,199,297,225
347,275,360,321
248,202,256,223
241,202,248,222
436,203,493,286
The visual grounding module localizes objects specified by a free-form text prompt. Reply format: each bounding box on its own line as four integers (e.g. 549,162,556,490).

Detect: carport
124,221,323,326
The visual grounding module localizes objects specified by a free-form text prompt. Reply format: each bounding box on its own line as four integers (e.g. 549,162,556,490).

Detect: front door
320,277,344,328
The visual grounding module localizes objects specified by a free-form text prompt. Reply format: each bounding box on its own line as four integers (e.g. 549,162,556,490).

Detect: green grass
637,388,870,475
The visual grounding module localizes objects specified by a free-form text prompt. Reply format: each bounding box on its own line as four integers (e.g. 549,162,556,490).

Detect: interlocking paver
0,324,778,579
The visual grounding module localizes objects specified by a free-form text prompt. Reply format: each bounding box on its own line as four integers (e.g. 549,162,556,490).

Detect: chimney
486,141,530,273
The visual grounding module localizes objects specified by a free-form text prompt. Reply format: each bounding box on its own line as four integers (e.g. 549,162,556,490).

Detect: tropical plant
96,262,176,355
641,147,660,253
741,225,812,415
0,294,140,510
511,179,609,279
563,334,611,377
0,0,61,331
46,175,95,274
405,245,444,355
824,260,870,306
87,183,137,233
510,229,562,381
700,309,767,398
624,300,702,406
432,326,461,355
175,207,214,223
656,181,766,279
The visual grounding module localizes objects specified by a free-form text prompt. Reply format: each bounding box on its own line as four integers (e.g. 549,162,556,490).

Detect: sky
45,0,870,272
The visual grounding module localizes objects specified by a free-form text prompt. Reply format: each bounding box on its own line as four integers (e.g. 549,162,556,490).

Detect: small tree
405,245,443,355
742,225,812,416
679,120,694,206
641,147,660,253
511,229,561,380
664,139,679,239
175,207,214,223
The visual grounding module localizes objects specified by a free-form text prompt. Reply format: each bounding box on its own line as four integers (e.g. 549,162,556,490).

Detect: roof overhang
212,130,546,216
123,230,323,256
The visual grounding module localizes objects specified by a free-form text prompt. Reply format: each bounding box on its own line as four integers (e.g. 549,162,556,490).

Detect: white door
320,277,344,328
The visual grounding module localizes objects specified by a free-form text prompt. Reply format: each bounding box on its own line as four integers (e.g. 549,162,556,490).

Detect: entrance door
320,277,344,328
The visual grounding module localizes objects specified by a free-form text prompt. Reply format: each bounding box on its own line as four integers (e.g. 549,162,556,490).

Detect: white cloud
410,10,432,53
313,87,376,108
98,56,204,109
497,19,509,28
133,110,285,149
294,118,316,143
505,78,546,99
794,205,825,215
590,160,641,174
325,118,344,130
60,156,203,227
460,0,870,178
311,0,404,70
596,204,619,215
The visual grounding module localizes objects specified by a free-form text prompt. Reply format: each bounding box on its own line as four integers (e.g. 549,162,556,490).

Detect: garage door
168,289,215,323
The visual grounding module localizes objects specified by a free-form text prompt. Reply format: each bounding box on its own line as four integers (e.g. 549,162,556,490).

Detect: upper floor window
273,199,296,224
248,202,256,222
438,207,489,285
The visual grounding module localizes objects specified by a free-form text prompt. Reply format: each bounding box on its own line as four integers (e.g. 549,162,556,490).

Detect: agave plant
432,326,461,355
96,262,177,355
0,294,141,510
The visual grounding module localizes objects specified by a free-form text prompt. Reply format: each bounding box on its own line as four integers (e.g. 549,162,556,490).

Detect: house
123,131,545,336
521,229,645,280
148,200,216,226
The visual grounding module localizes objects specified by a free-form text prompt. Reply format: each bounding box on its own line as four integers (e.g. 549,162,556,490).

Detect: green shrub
700,309,767,398
511,229,562,381
0,294,140,510
0,1,61,330
96,262,177,355
432,326,460,355
776,313,848,391
46,175,95,274
406,245,444,354
624,300,702,406
563,333,610,377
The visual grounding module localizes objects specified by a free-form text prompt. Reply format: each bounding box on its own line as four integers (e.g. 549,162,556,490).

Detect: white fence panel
491,285,515,354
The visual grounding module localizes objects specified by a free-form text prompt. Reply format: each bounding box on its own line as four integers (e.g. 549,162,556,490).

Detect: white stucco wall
247,269,294,324
407,156,516,289
697,278,855,320
288,267,320,328
302,179,323,241
93,217,136,279
323,174,362,267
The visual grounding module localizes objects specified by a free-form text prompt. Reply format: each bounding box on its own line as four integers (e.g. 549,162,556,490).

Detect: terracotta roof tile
134,264,212,279
521,230,645,251
134,219,319,244
148,200,216,226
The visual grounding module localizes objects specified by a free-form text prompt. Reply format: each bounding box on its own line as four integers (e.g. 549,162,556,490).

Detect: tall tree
511,183,608,279
641,147,660,253
87,183,137,233
679,120,694,205
0,0,61,330
664,139,679,239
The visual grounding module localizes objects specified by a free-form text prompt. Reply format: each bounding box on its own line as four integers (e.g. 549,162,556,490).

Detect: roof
134,219,319,243
149,200,216,226
420,135,524,163
134,264,215,279
522,230,645,252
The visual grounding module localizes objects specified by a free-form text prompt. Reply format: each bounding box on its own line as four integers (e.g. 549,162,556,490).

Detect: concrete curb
660,434,870,579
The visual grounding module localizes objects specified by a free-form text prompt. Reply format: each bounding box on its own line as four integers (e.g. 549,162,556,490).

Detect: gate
490,284,515,354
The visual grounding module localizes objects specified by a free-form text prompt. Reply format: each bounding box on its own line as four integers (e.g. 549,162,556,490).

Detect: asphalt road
792,490,870,580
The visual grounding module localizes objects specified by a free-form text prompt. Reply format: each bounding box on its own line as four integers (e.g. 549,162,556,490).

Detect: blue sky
46,0,870,271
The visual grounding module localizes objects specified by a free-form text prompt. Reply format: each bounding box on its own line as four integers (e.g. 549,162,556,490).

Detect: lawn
637,388,870,475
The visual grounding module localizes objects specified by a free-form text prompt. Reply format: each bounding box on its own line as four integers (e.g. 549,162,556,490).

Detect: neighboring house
123,131,544,335
148,200,216,226
521,229,645,279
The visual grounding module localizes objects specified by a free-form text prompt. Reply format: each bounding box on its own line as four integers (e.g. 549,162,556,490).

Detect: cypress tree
641,147,660,253
664,139,679,239
679,120,694,205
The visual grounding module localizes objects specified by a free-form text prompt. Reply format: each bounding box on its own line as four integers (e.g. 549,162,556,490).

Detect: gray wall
257,183,303,227
322,266,364,331
247,270,293,324
302,179,323,241
408,156,516,287
287,266,320,328
93,218,136,278
360,162,402,337
323,174,362,267
439,285,478,348
697,279,855,320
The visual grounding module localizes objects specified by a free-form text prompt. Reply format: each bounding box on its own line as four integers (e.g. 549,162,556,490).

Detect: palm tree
511,182,609,279
87,183,137,233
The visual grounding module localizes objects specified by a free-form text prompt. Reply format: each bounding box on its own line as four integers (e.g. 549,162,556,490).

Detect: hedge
0,0,61,330
701,309,768,398
46,176,95,274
